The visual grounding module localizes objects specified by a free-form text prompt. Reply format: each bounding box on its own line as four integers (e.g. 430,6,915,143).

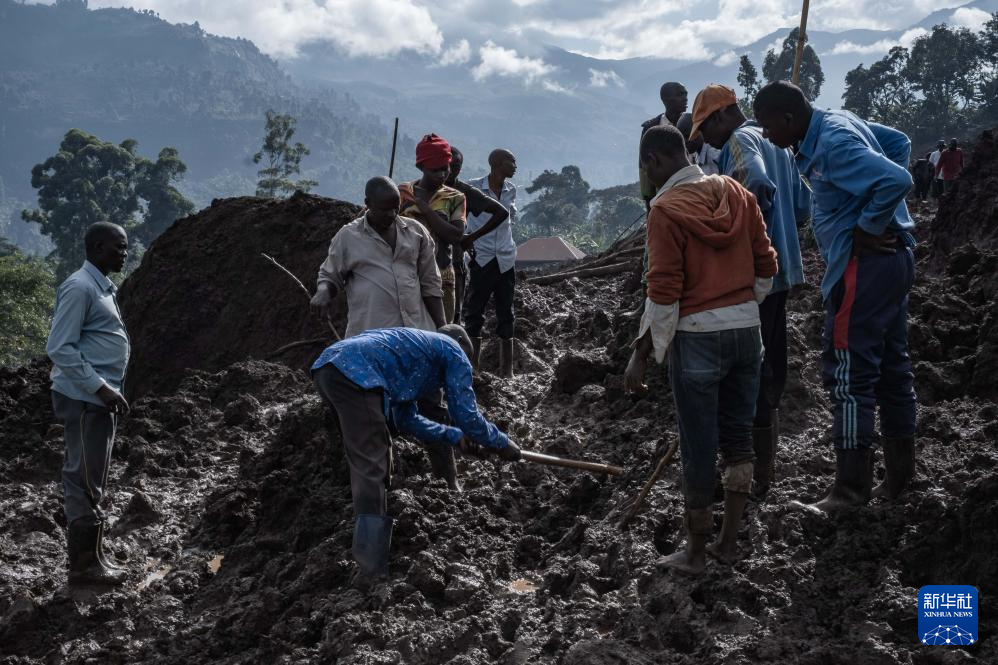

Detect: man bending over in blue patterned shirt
311,325,520,586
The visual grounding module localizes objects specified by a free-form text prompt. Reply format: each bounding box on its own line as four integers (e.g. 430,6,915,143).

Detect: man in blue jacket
312,325,520,583
753,81,916,512
690,84,809,499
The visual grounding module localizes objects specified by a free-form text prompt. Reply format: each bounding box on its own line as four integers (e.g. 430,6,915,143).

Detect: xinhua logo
918,585,978,646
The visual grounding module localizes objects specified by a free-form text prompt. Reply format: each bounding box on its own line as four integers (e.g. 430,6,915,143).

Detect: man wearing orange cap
690,83,808,500
399,134,467,323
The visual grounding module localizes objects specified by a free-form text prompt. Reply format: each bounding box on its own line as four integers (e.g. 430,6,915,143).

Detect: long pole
791,0,811,86
388,117,399,178
519,450,624,476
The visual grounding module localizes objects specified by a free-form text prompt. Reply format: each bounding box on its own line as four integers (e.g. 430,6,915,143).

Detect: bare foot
656,549,705,576
705,541,737,565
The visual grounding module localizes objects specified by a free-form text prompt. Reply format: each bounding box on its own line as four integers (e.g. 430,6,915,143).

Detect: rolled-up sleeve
444,352,509,449
317,233,348,290
47,283,105,394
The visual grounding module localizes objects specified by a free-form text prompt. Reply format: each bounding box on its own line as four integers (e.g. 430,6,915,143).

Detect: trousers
54,390,117,525
821,248,916,450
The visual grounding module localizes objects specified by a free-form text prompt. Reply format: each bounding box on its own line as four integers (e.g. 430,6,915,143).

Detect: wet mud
2,131,997,663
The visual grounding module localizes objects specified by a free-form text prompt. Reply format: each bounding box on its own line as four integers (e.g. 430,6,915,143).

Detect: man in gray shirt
47,221,131,585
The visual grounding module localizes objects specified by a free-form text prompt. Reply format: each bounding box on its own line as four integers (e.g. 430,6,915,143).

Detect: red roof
516,236,586,262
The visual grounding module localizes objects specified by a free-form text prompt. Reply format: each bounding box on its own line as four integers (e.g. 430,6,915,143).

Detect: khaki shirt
318,214,442,338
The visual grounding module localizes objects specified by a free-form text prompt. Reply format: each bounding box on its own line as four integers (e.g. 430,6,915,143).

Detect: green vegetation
0,244,54,367
737,28,825,103
253,111,317,197
519,166,643,254
22,129,193,281
842,16,998,143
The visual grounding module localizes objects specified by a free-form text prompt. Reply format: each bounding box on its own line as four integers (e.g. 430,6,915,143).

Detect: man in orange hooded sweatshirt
625,124,778,575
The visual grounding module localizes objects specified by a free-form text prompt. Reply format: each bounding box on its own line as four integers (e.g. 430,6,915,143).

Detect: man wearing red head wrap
400,134,467,323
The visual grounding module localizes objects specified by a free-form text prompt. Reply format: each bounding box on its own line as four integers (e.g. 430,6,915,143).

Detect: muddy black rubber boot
706,491,750,565
499,338,514,378
656,507,711,576
96,518,125,571
873,436,915,500
751,418,777,500
426,441,461,492
470,337,482,370
67,519,126,586
352,514,394,588
794,448,873,514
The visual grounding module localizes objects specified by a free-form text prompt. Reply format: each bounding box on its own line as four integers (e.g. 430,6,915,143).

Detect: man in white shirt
464,149,518,377
928,139,945,199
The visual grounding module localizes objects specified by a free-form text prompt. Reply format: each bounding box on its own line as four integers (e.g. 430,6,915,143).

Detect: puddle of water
137,558,172,591
509,578,538,594
208,554,224,574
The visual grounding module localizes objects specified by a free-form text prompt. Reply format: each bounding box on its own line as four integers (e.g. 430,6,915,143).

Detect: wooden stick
791,0,811,86
526,261,635,286
618,439,680,530
261,253,341,340
520,450,624,476
267,337,330,358
388,117,399,179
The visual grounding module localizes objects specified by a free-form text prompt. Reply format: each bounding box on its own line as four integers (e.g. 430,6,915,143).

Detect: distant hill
0,0,407,252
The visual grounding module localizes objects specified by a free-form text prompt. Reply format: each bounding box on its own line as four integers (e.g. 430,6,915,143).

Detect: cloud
950,7,993,31
472,41,550,81
85,0,443,58
440,39,472,66
713,50,738,67
588,68,624,88
825,28,929,55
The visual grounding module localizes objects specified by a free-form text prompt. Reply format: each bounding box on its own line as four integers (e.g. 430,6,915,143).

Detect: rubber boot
706,491,750,565
873,436,915,500
351,514,394,588
656,507,711,576
426,441,461,491
751,409,778,500
470,337,482,370
96,518,125,570
793,448,873,514
67,519,126,586
499,338,514,378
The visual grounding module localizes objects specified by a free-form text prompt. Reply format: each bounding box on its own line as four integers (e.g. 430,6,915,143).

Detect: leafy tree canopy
253,110,317,197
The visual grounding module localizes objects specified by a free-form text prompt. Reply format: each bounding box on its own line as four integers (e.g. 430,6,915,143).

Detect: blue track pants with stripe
822,247,916,450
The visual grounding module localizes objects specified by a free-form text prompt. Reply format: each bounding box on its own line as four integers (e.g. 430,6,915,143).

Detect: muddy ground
2,136,997,664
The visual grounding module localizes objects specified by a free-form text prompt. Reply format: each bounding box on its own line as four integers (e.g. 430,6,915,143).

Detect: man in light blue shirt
47,221,131,585
464,149,518,377
690,83,809,499
754,81,916,513
311,326,519,585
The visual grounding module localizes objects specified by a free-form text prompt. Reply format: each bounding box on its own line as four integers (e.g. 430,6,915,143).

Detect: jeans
669,326,763,508
821,248,916,450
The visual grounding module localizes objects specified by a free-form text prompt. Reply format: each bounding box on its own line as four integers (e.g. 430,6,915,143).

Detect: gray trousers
52,390,117,525
314,365,391,516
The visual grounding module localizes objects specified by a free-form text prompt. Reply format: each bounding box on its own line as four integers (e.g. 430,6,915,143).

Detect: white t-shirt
929,149,942,176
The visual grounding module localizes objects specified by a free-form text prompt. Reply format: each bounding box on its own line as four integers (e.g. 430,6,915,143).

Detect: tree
842,47,919,131
0,250,55,366
762,27,824,101
904,25,983,136
22,129,142,280
981,14,998,120
737,55,760,114
135,147,195,244
22,129,193,279
521,166,590,238
253,111,317,197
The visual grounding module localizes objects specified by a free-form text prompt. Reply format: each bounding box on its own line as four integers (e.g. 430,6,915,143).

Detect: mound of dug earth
119,192,358,397
929,128,998,259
